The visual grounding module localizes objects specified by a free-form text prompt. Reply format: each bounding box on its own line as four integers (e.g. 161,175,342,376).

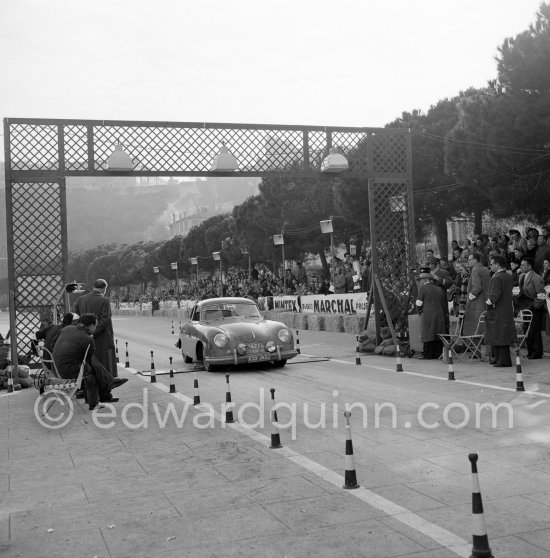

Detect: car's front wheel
272,359,287,368
204,362,215,372
181,350,193,364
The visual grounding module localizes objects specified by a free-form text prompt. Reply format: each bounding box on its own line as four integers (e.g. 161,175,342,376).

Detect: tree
445,4,550,227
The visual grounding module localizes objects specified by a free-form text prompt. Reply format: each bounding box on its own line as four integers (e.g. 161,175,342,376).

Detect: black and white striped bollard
515,349,525,392
468,453,494,558
193,370,201,405
225,372,234,423
169,356,176,393
269,388,282,449
343,411,359,489
150,350,156,383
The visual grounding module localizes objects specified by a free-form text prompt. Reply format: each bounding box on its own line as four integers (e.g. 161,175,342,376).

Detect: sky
0,0,546,155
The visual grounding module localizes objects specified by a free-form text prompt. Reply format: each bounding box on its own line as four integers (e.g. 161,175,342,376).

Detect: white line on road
124,364,471,557
303,354,550,398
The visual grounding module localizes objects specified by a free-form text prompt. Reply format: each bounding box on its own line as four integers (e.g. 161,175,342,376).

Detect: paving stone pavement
1,348,550,558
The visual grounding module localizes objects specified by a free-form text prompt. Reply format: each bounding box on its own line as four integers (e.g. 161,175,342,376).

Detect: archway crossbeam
4,117,409,178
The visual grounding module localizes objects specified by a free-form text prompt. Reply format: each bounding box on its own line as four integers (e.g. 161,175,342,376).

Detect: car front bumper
205,348,298,367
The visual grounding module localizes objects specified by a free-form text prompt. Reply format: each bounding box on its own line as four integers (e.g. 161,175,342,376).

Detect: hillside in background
0,170,259,267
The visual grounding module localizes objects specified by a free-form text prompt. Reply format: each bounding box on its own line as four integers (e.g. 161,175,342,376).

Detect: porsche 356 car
178,297,297,371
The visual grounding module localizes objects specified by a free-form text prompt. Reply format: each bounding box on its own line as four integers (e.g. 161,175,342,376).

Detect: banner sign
300,293,369,315
272,295,300,312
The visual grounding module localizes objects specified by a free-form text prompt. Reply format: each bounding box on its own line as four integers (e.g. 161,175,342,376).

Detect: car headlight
266,341,276,352
278,329,291,343
213,333,229,348
237,343,247,354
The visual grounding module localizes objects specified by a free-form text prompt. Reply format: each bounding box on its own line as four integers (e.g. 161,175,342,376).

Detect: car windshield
200,302,261,322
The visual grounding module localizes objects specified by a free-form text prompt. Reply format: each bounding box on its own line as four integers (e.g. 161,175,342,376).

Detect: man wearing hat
75,279,118,379
426,256,452,333
415,268,446,359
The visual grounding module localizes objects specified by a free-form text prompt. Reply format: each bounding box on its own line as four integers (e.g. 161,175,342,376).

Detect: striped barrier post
269,388,282,449
171,321,175,335
115,339,119,363
395,341,403,372
468,453,494,558
125,342,130,368
355,336,361,365
169,356,176,393
515,349,525,392
343,411,359,489
193,370,201,405
150,350,156,383
295,330,301,354
225,372,234,423
448,352,455,381
7,366,14,393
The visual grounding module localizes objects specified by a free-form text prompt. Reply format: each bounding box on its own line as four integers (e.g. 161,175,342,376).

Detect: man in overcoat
427,256,452,333
485,255,516,367
515,256,545,359
415,269,446,359
75,279,118,377
463,252,490,336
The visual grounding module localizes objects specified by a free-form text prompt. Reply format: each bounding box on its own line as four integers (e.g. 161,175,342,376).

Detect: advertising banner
272,296,301,312
300,293,369,315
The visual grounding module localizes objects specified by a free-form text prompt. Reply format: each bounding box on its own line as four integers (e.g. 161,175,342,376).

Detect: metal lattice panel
369,181,416,335
93,125,309,173
5,119,410,177
372,133,408,175
10,182,65,354
10,124,59,170
65,125,89,170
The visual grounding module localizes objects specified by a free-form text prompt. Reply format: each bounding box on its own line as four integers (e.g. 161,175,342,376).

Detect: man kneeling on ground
53,313,127,410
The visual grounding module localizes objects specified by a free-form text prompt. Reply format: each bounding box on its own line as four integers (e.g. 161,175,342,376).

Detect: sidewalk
1,350,549,557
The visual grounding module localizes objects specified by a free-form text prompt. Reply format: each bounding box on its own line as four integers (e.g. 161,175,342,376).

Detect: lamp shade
320,219,333,234
210,144,238,172
321,147,348,173
106,143,133,171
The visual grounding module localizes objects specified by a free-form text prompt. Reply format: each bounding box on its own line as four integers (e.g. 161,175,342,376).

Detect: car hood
212,319,284,342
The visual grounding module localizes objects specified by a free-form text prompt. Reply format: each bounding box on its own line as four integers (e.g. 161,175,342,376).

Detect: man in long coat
515,256,545,359
485,254,516,367
415,269,446,359
463,252,491,335
75,278,118,377
427,257,452,333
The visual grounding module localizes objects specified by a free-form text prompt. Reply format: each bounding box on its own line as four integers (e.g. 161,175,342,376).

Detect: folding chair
455,311,486,360
40,346,90,416
438,310,465,359
513,309,533,355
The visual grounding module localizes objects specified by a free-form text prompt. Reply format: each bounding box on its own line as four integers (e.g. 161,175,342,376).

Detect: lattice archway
3,117,414,363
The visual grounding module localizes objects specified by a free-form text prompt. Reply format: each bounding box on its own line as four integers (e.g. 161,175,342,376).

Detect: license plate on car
248,353,271,363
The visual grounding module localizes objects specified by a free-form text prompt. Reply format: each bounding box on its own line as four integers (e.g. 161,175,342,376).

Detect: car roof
197,297,256,308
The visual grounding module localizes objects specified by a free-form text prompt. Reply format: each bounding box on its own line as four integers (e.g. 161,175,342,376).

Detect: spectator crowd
415,226,550,365
115,252,374,306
